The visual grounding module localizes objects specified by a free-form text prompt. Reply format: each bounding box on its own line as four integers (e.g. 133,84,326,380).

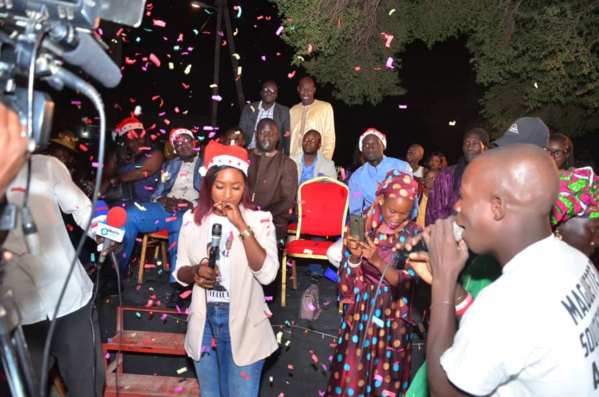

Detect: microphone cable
340,249,397,397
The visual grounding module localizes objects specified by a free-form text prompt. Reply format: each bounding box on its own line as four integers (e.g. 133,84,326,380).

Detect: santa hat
169,128,195,152
114,116,144,139
359,128,387,151
200,140,250,176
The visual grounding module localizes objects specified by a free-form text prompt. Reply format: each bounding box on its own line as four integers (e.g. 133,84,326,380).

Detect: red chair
281,177,349,306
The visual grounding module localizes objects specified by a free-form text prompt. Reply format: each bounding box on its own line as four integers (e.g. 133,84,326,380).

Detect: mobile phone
349,214,365,243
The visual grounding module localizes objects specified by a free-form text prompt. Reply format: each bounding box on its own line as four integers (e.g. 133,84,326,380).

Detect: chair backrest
296,176,349,237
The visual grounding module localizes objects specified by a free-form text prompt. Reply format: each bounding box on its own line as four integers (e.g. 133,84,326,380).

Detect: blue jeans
193,304,265,397
118,202,183,282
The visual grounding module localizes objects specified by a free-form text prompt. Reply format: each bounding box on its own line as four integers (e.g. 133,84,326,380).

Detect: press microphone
46,25,121,88
90,200,109,234
97,206,127,265
208,223,222,269
394,221,464,269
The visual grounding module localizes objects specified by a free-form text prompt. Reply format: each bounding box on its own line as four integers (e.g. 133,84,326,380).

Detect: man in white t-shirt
422,144,599,397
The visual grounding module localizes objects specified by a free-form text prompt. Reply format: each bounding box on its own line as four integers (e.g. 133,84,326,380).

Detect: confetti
448,120,457,126
212,95,222,102
385,57,394,69
398,104,408,109
240,371,250,380
372,316,384,328
275,26,284,36
176,367,187,374
149,53,161,67
153,19,166,28
389,8,396,15
179,290,192,299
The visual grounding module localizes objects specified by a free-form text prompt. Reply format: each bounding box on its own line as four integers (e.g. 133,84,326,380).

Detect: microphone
90,200,109,234
97,207,127,265
47,27,121,88
394,221,464,270
208,223,222,269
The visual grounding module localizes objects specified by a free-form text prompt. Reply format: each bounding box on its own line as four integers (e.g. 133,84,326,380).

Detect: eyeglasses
544,148,565,158
261,88,277,94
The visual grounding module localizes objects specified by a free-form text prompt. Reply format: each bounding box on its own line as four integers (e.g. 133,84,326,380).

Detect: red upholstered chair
281,177,349,307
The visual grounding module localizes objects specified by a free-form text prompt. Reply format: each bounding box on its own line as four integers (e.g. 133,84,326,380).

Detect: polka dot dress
326,221,422,397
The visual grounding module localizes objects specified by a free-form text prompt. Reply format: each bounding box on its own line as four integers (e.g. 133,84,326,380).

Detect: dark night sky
54,0,486,168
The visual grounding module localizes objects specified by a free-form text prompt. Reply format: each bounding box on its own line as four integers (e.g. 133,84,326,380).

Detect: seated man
117,128,203,300
290,129,337,185
248,118,298,245
348,128,415,217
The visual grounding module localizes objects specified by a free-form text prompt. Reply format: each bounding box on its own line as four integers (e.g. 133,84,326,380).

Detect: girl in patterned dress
327,170,423,397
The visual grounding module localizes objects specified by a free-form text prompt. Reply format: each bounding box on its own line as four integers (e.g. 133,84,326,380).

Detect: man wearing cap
239,80,291,154
289,76,335,160
348,128,415,216
291,130,337,185
248,118,298,245
118,128,203,302
491,116,550,148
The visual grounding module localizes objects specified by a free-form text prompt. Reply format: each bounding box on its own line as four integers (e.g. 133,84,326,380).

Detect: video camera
0,0,145,150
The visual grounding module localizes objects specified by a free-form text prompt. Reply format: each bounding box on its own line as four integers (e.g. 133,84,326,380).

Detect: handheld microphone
48,28,122,88
97,206,127,264
394,221,464,269
208,223,222,269
90,200,109,234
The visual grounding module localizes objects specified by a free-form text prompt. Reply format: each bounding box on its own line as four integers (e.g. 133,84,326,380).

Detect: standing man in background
239,80,291,155
289,76,335,160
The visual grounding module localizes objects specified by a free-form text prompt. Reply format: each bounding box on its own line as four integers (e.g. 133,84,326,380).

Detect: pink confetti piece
145,299,154,307
319,391,325,397
174,386,183,391
240,371,250,380
179,290,192,299
211,95,222,102
265,296,273,301
105,353,110,359
385,57,394,69
161,314,168,321
275,26,284,36
153,19,166,27
168,241,177,251
261,55,266,61
287,364,294,370
71,100,81,106
374,374,383,382
398,104,408,109
381,32,394,48
149,53,161,67
91,162,102,168
307,302,316,312
311,353,319,363
307,44,313,53
287,70,296,79
352,191,362,198
165,216,178,223
383,390,396,397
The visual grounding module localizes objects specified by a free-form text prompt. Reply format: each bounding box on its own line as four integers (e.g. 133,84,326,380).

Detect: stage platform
96,258,342,396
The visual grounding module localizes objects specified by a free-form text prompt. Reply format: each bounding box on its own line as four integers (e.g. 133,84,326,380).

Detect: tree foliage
270,0,599,135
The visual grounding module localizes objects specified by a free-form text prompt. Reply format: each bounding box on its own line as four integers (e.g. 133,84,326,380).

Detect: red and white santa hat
169,128,195,147
114,116,144,139
200,140,250,176
358,127,387,151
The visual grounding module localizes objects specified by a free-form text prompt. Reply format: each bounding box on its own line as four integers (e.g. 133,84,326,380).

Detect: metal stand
0,290,39,397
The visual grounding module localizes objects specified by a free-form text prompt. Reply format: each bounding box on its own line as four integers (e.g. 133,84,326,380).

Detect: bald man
289,77,336,160
423,145,599,397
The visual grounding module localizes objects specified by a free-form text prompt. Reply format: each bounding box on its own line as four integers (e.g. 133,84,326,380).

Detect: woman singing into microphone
174,141,279,397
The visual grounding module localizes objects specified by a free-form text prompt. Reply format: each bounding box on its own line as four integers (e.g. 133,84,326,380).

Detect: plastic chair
138,229,169,283
281,176,349,306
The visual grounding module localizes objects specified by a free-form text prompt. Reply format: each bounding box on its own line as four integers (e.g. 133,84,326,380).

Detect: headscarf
551,167,599,227
365,170,419,243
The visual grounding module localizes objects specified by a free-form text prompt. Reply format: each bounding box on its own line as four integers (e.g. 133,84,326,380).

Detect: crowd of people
0,72,598,397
